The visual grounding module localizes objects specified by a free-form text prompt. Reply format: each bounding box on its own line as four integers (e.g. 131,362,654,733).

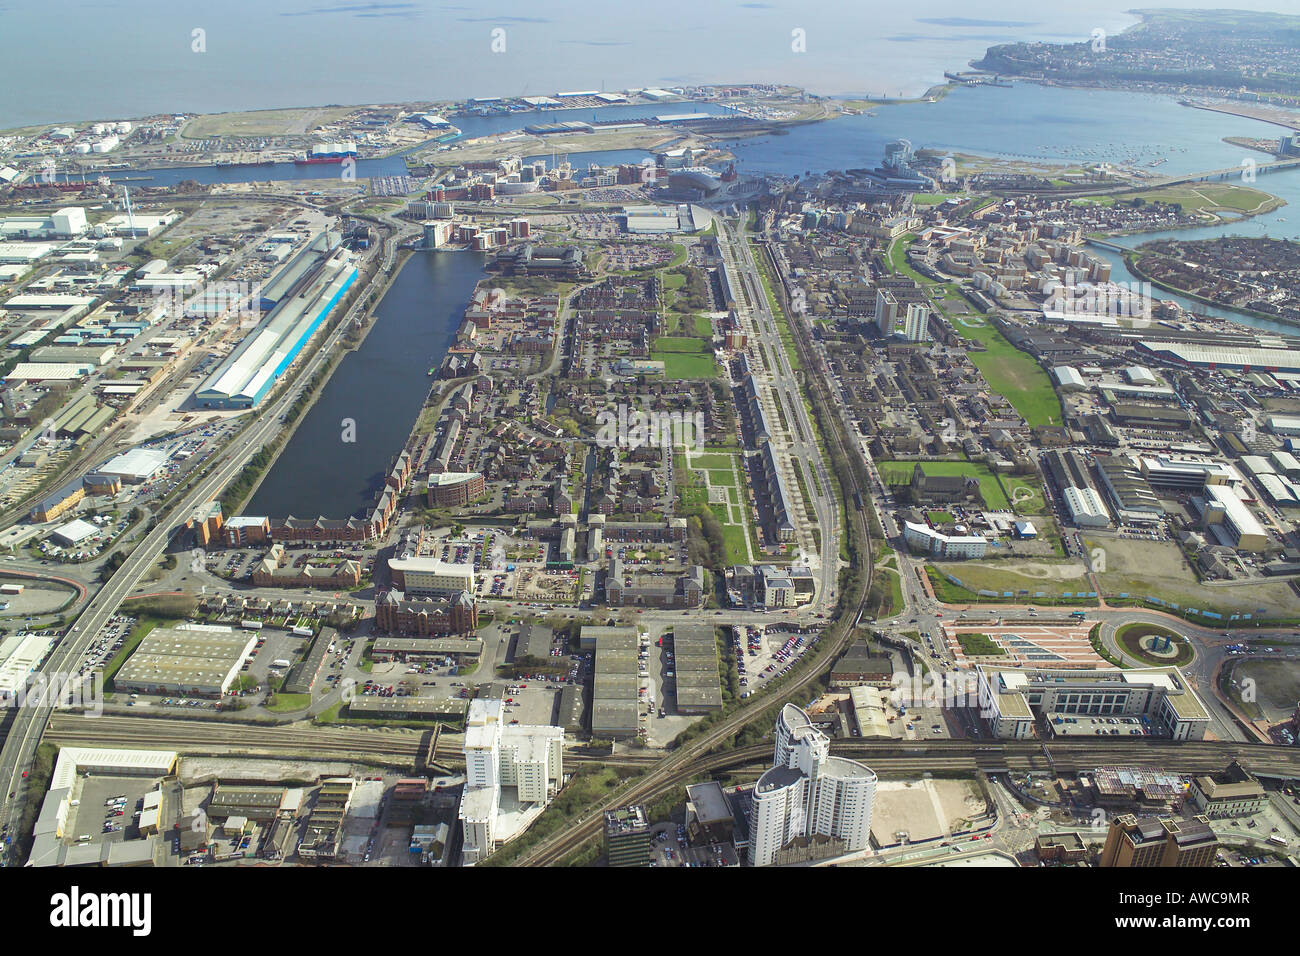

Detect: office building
976,665,1210,741
604,805,653,867
748,704,876,866
387,556,474,596
1099,814,1218,867
1199,484,1268,553
1187,762,1267,818
903,521,988,559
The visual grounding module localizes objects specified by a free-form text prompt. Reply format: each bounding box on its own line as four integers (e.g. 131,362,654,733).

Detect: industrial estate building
195,233,356,409
976,665,1210,741
588,625,640,739
27,747,178,868
0,632,55,700
670,624,723,714
112,623,257,698
748,704,876,866
459,698,564,864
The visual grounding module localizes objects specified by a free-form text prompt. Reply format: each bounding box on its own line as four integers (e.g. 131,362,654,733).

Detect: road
0,232,393,849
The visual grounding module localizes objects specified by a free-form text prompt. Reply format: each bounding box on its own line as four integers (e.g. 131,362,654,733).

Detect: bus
1069,611,1087,620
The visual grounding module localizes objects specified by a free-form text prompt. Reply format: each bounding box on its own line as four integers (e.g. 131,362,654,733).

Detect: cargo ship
294,141,358,166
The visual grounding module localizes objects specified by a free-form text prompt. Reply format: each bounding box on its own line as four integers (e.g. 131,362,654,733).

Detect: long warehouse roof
196,236,354,406
1140,341,1300,373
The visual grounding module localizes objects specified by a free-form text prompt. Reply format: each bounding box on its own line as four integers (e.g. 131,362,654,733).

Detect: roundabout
1116,622,1196,667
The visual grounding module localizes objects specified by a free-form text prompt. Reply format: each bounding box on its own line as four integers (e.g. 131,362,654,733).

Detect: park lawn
1073,183,1279,216
694,314,713,337
687,453,734,470
720,522,750,564
877,459,1012,510
888,234,920,277
662,271,687,291
886,232,1062,428
927,511,954,524
679,486,708,506
706,468,738,487
1001,474,1047,514
652,336,706,353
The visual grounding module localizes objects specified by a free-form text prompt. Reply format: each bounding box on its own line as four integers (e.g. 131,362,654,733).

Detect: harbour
245,249,487,519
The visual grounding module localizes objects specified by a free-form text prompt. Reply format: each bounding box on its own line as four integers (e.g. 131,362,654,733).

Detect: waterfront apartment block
427,471,486,508
374,589,478,636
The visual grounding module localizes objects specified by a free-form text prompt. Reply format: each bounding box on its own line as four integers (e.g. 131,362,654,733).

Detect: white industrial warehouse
195,233,356,409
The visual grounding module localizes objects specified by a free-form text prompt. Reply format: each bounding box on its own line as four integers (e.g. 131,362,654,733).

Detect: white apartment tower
874,289,898,337
903,302,931,342
459,698,565,863
749,704,876,866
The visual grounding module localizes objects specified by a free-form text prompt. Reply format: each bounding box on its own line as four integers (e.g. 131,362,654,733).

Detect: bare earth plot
182,106,359,138
1086,537,1299,616
870,779,987,846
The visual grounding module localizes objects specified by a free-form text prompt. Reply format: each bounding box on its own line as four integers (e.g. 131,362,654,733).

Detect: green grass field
653,351,718,379
927,564,1099,606
955,319,1062,428
956,633,1006,657
706,469,738,487
652,330,717,379
1071,182,1281,217
652,336,706,353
